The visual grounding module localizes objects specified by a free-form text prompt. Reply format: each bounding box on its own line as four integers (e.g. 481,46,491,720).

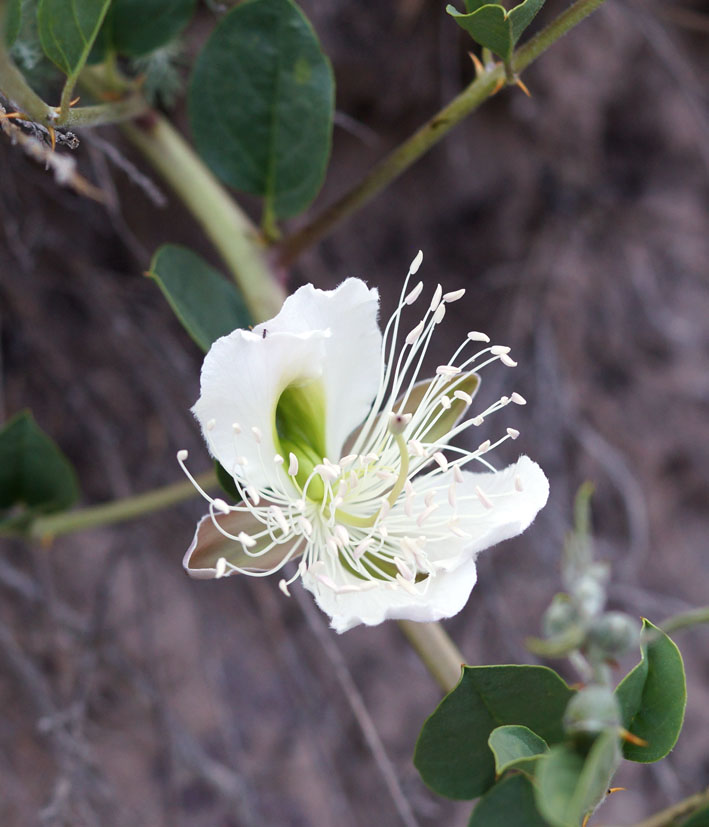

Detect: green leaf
535,730,621,827
95,0,196,58
215,461,240,502
615,618,686,762
414,664,575,799
0,411,79,530
189,0,334,219
147,244,251,352
468,774,548,827
38,0,111,77
5,0,22,45
682,806,709,827
447,0,545,62
488,725,549,777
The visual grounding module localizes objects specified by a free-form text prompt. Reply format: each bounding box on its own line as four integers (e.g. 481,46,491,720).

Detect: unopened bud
573,574,606,620
542,594,579,639
564,686,621,737
587,612,641,658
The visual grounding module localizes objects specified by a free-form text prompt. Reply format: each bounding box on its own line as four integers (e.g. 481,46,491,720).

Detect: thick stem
398,619,465,692
630,787,709,827
121,114,285,322
660,606,709,636
276,0,608,266
29,470,217,540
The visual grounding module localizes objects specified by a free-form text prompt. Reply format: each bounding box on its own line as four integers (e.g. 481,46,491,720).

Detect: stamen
405,320,425,345
417,503,438,526
507,427,520,440
475,486,494,509
468,331,490,342
299,516,313,536
404,281,424,305
207,419,216,430
433,303,446,324
454,390,473,404
334,525,350,546
511,392,527,405
278,579,291,596
232,422,242,434
453,465,464,484
433,451,449,471
472,415,484,426
288,452,299,476
448,482,457,507
409,249,424,274
500,354,517,367
429,284,443,312
238,531,257,547
436,365,461,376
439,395,452,410
251,426,262,443
274,453,284,464
215,557,228,578
443,288,465,302
246,485,260,505
490,345,511,356
477,440,491,452
213,498,230,514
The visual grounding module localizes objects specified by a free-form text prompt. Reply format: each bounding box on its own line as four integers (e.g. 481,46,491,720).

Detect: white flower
180,252,549,633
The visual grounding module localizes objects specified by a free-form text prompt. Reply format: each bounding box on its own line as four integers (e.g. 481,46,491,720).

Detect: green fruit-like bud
564,686,620,737
572,574,606,620
542,594,579,638
587,612,641,658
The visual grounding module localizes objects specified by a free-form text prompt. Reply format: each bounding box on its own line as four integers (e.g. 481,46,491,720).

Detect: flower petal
184,510,298,579
193,328,327,489
253,278,382,461
302,558,479,634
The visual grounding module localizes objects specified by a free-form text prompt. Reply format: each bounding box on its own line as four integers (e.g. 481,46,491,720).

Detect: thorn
48,126,56,152
0,111,28,121
490,77,505,97
581,816,590,827
69,96,80,107
468,51,484,78
515,76,532,97
619,727,648,747
608,787,627,795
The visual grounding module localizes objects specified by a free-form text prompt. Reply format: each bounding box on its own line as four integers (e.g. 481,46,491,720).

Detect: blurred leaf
682,806,709,827
446,0,545,62
95,0,195,58
468,774,548,827
215,461,240,501
5,0,22,45
38,0,110,76
535,730,621,827
0,411,79,530
616,618,686,762
147,244,251,352
414,664,574,799
488,725,549,777
189,0,334,219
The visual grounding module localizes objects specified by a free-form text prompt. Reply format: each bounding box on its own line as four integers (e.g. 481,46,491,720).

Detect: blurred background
1,0,708,824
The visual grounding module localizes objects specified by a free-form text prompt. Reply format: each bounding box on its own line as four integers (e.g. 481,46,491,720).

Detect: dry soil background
1,1,708,825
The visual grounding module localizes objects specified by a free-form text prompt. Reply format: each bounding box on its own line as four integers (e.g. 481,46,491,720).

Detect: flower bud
572,574,606,620
564,686,620,737
587,612,641,658
542,594,579,638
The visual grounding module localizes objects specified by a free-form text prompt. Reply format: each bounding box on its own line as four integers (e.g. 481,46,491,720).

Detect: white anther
439,395,452,410
363,452,379,464
410,249,424,274
246,485,260,505
408,439,425,457
433,303,446,324
448,482,457,507
380,524,389,539
425,490,435,507
507,427,520,440
443,288,466,302
288,453,299,476
278,579,291,596
471,415,484,426
238,531,256,548
235,455,248,467
396,574,420,595
511,392,527,405
379,499,391,520
404,280,424,304
215,557,228,578
500,396,510,405
270,506,289,534
212,498,230,514
501,354,518,367
453,465,464,484
454,390,473,404
405,320,425,345
475,486,494,509
436,365,461,376
206,418,216,431
339,454,357,467
232,422,242,434
354,538,373,559
251,426,262,443
433,451,449,471
326,536,338,554
448,519,471,538
429,284,443,312
177,449,189,461
515,475,524,492
477,439,491,452
376,470,395,481
295,499,305,511
395,558,414,581
316,572,339,591
274,453,284,465
316,463,340,483
467,331,490,342
348,470,358,489
334,525,350,546
417,504,439,526
299,516,313,536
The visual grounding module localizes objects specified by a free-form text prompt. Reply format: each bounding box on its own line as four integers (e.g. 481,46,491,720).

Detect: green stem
29,470,217,540
120,114,285,321
661,606,709,636
398,619,465,692
276,0,607,267
629,786,709,827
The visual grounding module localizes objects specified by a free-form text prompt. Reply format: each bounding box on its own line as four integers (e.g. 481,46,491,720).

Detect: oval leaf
5,0,22,46
189,0,334,219
38,0,111,76
414,664,574,799
447,4,513,62
469,774,548,827
615,618,686,762
0,411,79,530
96,0,196,58
508,0,546,44
147,244,251,352
535,731,621,827
488,724,548,777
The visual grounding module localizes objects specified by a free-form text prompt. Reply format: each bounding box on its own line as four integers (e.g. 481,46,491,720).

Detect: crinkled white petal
192,329,327,489
302,558,478,634
253,278,382,460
